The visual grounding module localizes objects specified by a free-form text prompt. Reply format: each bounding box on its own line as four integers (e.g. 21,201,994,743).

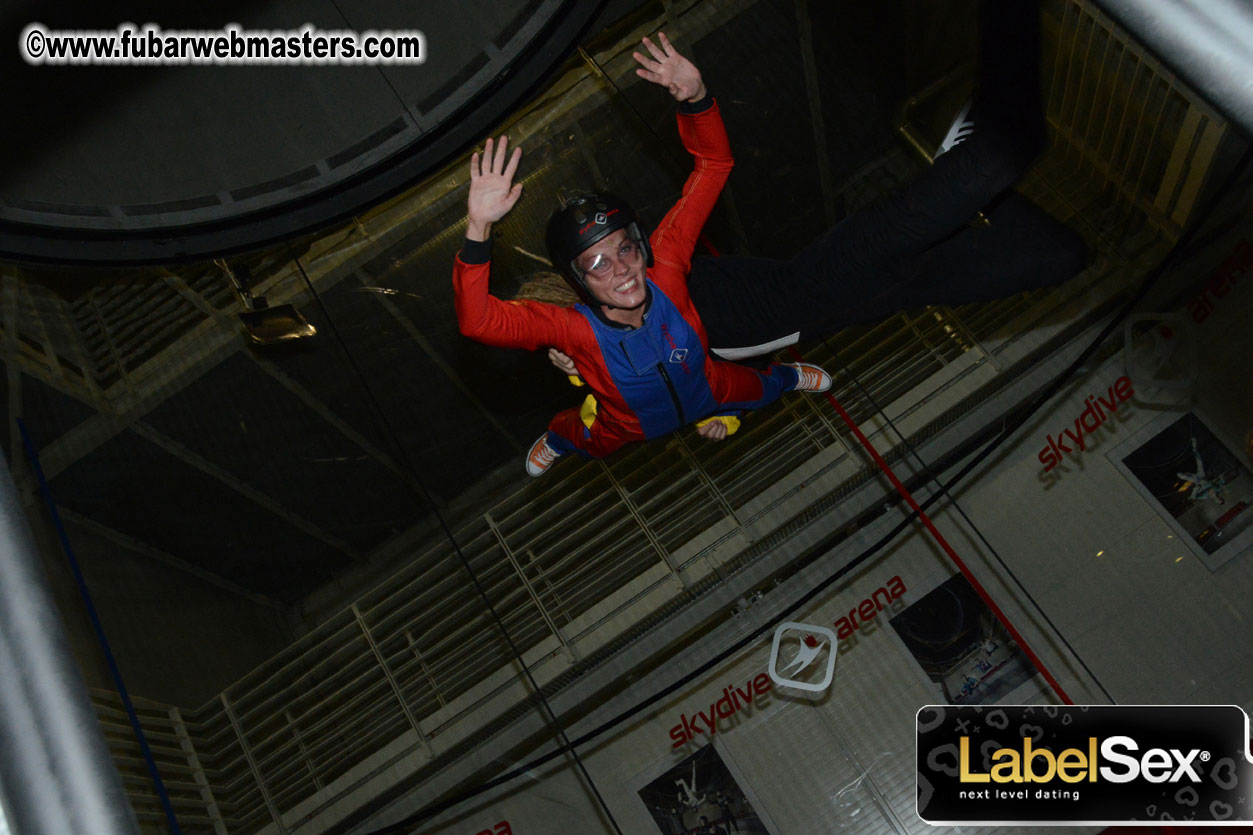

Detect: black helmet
545,192,653,302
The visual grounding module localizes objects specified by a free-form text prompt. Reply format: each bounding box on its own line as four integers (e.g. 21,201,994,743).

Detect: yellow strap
579,394,598,429
579,393,739,435
694,414,741,435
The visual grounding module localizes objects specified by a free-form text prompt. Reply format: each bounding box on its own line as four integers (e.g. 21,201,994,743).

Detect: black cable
325,0,415,126
827,345,1119,705
373,398,1040,833
290,254,624,835
360,109,1253,835
364,472,944,833
344,12,1253,828
912,142,1253,505
358,298,1120,833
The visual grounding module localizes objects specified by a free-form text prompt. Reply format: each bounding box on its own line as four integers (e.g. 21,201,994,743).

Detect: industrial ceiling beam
129,421,360,562
352,272,525,456
163,275,427,488
794,0,839,228
31,262,341,484
57,508,294,616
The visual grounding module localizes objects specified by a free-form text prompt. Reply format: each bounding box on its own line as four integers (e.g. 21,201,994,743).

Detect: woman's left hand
696,420,728,441
633,32,706,103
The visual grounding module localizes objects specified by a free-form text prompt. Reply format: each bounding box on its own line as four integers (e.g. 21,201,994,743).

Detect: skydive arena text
21,23,426,65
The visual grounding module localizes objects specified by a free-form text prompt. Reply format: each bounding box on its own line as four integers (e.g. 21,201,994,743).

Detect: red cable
698,232,1070,700
787,346,1074,705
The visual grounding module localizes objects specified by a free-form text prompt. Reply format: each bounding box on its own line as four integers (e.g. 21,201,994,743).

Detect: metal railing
1042,0,1227,250
84,0,1228,832
91,690,227,834
86,283,1109,834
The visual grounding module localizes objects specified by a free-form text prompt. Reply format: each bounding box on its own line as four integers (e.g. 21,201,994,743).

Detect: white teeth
615,278,637,293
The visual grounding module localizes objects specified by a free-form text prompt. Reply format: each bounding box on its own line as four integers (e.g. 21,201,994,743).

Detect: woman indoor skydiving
455,0,1086,477
454,32,834,477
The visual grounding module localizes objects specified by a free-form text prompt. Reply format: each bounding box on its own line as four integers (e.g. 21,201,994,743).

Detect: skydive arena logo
768,622,837,692
917,705,1253,824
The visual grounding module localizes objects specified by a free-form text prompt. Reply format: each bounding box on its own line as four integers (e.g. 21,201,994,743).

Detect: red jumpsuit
454,101,796,458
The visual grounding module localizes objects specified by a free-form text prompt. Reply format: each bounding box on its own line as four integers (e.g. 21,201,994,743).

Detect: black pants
688,0,1087,359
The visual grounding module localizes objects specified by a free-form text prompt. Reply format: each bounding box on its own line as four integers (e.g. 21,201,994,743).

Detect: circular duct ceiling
0,0,602,265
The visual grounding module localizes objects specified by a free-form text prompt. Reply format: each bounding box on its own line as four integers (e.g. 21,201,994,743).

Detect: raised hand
466,135,522,241
633,32,706,103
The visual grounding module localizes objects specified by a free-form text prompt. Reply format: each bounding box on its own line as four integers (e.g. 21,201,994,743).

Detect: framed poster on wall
888,574,1038,705
637,743,770,834
1107,409,1253,571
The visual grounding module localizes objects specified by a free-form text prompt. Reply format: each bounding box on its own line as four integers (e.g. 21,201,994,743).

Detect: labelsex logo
960,736,1206,784
917,704,1253,825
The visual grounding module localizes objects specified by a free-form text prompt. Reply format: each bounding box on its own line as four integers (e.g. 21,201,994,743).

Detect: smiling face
576,228,647,319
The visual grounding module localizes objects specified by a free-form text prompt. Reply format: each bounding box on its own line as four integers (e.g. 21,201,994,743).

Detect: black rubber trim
677,92,715,115
0,1,608,267
459,237,493,264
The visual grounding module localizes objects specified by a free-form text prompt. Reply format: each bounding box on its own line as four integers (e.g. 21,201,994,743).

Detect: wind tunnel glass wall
6,0,1252,832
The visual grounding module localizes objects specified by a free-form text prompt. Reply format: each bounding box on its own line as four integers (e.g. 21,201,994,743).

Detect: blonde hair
512,271,580,307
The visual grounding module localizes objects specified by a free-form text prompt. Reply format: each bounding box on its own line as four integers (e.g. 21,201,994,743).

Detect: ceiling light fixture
216,259,317,345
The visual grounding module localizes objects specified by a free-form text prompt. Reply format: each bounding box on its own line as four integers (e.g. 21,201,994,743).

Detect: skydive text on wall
1037,377,1134,472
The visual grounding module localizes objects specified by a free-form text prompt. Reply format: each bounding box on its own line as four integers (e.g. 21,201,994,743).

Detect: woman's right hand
466,135,523,241
548,347,581,380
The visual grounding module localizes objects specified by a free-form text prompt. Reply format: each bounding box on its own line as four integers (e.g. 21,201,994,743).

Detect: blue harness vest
576,281,718,439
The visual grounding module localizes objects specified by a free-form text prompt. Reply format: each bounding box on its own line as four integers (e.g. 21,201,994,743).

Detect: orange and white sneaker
526,433,561,477
785,362,832,393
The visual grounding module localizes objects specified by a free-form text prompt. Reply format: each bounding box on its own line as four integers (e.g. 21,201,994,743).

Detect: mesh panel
32,0,1234,831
